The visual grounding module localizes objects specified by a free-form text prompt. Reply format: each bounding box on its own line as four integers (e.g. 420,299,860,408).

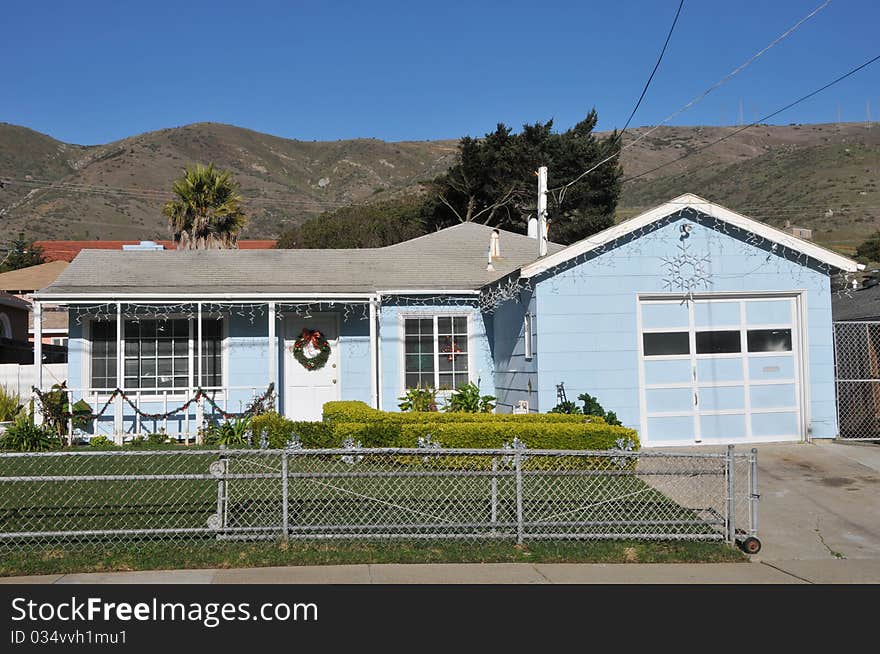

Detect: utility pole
537,166,548,257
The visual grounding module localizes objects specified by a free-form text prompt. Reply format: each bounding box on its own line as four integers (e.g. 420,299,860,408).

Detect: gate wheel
739,536,762,554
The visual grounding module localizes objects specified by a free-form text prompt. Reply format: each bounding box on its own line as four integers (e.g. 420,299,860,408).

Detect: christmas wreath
291,328,331,371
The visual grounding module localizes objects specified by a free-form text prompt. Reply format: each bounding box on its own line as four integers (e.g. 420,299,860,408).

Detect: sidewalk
3,559,880,584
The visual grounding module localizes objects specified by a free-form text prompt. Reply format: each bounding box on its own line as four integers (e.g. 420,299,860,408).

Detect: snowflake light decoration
416,434,442,462
661,239,712,297
610,437,637,469
501,437,529,467
340,437,364,465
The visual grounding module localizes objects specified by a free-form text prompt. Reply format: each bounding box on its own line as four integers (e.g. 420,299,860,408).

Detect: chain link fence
834,321,880,440
0,447,759,552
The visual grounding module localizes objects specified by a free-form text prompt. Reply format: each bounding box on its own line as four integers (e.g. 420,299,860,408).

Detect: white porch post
196,302,204,443
33,301,43,425
268,301,277,409
369,296,379,409
114,302,123,442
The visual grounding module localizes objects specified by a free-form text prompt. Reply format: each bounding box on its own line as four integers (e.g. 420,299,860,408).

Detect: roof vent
487,229,501,271
527,217,538,239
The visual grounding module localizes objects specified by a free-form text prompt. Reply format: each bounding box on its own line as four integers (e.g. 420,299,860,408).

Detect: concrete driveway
753,441,880,561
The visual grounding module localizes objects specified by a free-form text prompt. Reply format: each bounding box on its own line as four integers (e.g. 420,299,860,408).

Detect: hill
1,121,879,252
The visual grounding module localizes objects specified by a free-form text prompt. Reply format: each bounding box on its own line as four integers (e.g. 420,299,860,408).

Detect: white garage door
638,296,803,446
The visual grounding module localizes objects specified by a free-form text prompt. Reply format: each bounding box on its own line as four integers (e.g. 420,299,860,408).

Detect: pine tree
1,233,45,272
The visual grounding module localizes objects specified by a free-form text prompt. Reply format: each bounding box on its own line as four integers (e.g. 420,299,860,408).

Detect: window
51,337,68,347
696,330,741,354
90,321,117,389
91,317,223,392
747,329,792,353
524,313,533,360
404,315,470,390
643,332,689,356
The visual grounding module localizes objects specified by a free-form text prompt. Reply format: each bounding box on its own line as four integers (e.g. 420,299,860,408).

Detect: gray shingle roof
35,223,563,298
832,283,880,321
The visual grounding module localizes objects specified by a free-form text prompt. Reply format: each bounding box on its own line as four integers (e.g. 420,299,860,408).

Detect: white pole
376,294,383,410
369,297,378,409
537,165,548,257
197,302,203,388
268,301,276,405
33,301,43,425
114,302,123,441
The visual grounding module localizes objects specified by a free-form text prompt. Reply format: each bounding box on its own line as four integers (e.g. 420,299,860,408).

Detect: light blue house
32,194,861,446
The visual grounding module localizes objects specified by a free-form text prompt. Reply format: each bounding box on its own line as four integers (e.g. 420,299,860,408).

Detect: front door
283,313,340,421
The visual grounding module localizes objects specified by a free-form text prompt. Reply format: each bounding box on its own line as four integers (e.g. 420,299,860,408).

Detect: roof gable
520,193,862,278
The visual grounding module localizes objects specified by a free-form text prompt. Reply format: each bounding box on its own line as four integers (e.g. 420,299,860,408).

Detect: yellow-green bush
322,401,605,425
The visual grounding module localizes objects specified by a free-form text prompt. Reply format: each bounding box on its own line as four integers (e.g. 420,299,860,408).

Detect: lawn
0,448,735,576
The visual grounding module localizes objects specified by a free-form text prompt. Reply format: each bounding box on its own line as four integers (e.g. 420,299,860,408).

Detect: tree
276,196,427,249
424,110,622,244
856,231,880,263
0,233,45,272
162,163,247,249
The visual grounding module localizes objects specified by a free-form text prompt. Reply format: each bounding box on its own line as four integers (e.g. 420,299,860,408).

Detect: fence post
750,447,759,537
215,445,227,535
281,450,289,542
726,444,736,545
66,389,74,447
195,395,204,445
515,451,524,544
490,456,498,529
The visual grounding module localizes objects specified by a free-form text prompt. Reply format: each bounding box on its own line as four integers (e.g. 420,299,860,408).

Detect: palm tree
163,163,248,249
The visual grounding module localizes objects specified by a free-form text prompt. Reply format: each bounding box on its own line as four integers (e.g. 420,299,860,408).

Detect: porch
32,296,382,442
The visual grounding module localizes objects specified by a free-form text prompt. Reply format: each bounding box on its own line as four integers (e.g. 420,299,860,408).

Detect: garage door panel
751,411,798,437
645,388,694,413
697,385,745,411
696,357,743,383
749,383,797,409
699,413,747,440
641,303,689,329
748,356,795,381
647,416,696,443
746,299,792,325
694,301,740,327
644,359,692,385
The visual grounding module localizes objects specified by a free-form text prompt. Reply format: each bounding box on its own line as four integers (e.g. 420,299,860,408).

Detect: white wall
0,363,68,397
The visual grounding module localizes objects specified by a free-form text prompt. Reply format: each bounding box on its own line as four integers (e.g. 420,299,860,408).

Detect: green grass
0,540,745,577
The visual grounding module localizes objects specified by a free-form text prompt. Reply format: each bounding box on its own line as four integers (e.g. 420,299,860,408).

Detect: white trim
521,193,863,277
369,299,378,409
397,309,475,399
34,293,379,302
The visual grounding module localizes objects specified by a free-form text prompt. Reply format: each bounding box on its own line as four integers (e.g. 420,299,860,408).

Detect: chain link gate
834,321,880,440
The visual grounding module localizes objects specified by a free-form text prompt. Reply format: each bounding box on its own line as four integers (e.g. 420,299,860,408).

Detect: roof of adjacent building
35,223,563,298
0,261,69,293
28,307,69,332
35,240,278,262
0,291,30,311
832,283,880,321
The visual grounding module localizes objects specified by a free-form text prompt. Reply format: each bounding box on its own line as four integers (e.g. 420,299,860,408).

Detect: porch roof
34,223,564,300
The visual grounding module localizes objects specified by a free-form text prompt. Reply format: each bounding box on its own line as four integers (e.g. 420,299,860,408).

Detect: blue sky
2,0,878,145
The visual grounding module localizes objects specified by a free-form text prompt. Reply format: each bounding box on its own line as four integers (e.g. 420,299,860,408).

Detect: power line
549,0,832,197
618,0,685,136
621,53,880,184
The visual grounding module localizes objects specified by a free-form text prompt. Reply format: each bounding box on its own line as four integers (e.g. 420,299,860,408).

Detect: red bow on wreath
290,327,331,371
300,328,323,346
440,336,461,362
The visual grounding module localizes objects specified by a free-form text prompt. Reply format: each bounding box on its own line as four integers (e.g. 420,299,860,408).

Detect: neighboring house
0,260,70,345
35,240,279,262
32,193,861,446
784,220,812,240
0,292,65,364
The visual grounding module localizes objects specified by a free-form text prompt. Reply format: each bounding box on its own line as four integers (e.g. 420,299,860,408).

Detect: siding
491,286,539,412
533,210,838,438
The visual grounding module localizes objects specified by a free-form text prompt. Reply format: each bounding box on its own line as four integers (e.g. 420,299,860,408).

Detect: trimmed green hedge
322,401,606,425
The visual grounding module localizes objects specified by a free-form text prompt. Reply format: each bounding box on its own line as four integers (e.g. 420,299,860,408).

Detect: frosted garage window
696,330,741,354
747,329,792,353
643,332,690,356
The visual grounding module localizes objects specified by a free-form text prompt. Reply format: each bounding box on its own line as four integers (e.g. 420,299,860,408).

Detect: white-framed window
403,314,470,391
89,317,224,392
50,337,68,347
523,313,533,360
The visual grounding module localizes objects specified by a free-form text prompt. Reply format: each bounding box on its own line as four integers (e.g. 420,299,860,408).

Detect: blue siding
491,287,539,413
533,210,838,440
379,302,494,412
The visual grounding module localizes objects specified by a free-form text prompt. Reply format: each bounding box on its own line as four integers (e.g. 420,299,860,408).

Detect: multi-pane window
90,321,117,389
403,315,469,391
91,318,223,392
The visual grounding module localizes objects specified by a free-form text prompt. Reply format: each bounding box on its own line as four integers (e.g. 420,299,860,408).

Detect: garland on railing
32,383,275,422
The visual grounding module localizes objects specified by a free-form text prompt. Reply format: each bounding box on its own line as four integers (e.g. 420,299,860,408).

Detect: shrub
0,418,61,452
549,401,581,414
204,416,252,447
398,386,439,412
444,381,496,413
250,412,333,449
323,401,605,425
0,386,23,422
88,435,115,449
577,393,622,426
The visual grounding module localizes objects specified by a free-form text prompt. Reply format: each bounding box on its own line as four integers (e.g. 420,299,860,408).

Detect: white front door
638,295,804,446
283,313,340,421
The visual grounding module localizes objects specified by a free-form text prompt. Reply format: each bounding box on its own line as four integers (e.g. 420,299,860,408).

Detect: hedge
322,401,605,425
